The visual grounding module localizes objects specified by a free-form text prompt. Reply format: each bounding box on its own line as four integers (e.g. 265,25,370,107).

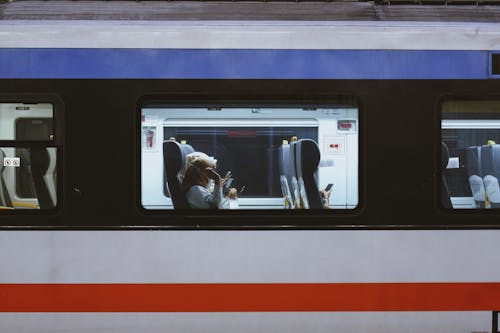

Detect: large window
163,126,318,199
441,100,500,209
0,102,59,210
141,105,359,211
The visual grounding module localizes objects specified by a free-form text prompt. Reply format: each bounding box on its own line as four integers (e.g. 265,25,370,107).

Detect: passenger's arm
186,185,223,209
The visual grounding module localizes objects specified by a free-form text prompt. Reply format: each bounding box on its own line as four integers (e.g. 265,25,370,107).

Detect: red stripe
1,283,500,312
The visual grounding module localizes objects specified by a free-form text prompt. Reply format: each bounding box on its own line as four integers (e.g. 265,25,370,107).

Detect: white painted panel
0,230,499,283
2,20,500,50
0,312,492,333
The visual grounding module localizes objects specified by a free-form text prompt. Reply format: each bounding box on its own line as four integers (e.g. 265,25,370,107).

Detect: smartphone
324,183,333,192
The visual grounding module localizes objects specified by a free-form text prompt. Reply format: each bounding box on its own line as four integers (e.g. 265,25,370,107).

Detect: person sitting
181,152,234,209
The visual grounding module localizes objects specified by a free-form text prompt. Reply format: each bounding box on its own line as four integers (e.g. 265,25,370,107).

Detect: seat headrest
163,141,194,177
163,140,194,209
481,144,500,178
30,147,50,174
295,139,321,176
278,144,294,177
466,146,482,177
294,139,322,209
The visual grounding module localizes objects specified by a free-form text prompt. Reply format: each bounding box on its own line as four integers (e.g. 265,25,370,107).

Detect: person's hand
205,168,221,182
226,188,238,199
319,189,332,209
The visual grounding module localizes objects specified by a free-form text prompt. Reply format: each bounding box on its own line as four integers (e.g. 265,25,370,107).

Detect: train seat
278,141,294,209
163,140,194,209
480,144,500,208
294,139,323,209
30,147,57,209
465,146,486,208
288,139,301,209
441,142,453,209
0,149,12,207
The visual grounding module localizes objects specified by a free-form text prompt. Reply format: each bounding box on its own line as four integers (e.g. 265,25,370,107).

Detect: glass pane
0,147,58,210
0,103,53,141
163,127,318,198
141,106,359,211
441,100,500,209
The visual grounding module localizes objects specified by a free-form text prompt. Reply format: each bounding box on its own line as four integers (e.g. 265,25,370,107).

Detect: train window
141,105,359,211
0,102,59,211
441,100,500,209
0,103,53,141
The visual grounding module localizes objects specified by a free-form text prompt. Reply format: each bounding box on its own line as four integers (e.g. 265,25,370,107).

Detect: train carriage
2,0,500,332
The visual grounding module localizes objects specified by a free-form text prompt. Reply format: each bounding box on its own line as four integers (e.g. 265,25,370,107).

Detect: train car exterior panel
1,15,500,333
2,21,500,50
1,231,499,283
1,230,499,331
0,48,490,79
0,312,493,333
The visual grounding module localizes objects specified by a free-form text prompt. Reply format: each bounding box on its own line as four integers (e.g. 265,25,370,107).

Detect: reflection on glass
442,100,500,209
0,103,53,141
163,127,317,198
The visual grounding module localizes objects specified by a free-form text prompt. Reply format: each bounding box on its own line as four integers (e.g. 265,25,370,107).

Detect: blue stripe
0,49,489,79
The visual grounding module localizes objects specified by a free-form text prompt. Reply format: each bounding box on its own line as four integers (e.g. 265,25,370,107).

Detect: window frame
438,95,500,215
136,94,364,228
0,94,64,215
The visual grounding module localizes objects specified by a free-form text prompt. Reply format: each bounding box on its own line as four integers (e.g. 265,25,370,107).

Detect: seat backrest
44,148,57,207
481,144,500,178
466,146,482,178
289,140,301,208
294,139,323,209
441,141,453,208
30,147,56,209
163,140,194,209
0,149,12,207
481,144,500,206
278,142,294,209
465,146,486,208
